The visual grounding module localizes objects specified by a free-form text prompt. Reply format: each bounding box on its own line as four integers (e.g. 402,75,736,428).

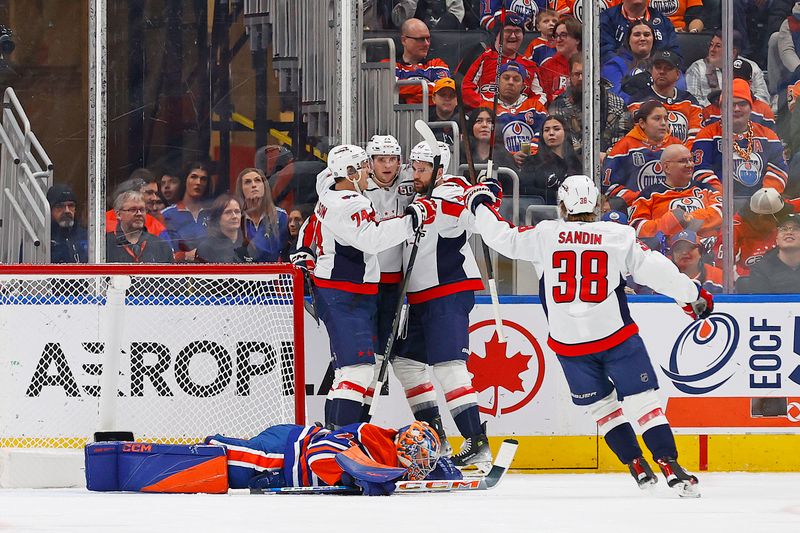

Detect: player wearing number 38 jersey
463,174,713,497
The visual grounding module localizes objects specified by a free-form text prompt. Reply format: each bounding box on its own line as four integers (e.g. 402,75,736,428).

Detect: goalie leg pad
85,442,228,493
392,356,438,416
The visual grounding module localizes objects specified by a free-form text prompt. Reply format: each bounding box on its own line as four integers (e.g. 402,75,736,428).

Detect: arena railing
0,87,53,264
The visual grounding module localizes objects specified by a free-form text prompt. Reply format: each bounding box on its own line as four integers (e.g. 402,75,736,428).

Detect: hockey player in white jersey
290,144,436,429
465,174,714,497
390,140,491,471
360,135,416,418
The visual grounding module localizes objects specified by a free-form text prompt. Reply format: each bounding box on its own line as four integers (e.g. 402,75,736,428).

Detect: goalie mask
327,144,371,193
395,421,441,481
409,140,451,175
557,174,598,215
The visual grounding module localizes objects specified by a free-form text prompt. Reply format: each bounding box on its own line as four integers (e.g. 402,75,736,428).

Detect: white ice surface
1,473,799,533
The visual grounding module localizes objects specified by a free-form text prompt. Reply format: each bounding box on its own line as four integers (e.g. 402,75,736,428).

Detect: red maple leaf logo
467,332,533,417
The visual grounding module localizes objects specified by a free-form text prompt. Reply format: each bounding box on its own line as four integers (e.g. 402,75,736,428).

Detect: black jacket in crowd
739,248,800,294
519,149,583,204
51,224,88,263
106,227,174,263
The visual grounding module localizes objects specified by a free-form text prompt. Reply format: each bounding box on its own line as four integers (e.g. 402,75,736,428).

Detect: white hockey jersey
473,206,701,356
312,184,415,294
363,170,416,283
404,175,484,303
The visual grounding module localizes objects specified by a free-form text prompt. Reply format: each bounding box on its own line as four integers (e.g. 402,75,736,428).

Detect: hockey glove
477,170,503,202
289,247,316,273
406,198,437,231
340,472,396,496
680,285,714,320
464,184,497,214
424,456,463,481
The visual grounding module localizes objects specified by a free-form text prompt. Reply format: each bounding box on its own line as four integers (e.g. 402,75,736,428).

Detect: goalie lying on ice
206,421,461,496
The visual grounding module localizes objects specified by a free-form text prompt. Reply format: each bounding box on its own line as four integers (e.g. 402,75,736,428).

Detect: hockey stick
302,269,320,326
250,438,518,495
457,81,505,343
480,6,508,342
367,120,440,418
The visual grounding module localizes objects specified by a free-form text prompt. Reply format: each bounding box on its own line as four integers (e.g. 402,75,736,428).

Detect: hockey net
0,264,305,450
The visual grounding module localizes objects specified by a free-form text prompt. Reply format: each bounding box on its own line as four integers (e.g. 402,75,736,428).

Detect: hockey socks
327,398,364,429
642,425,678,462
603,422,643,464
452,405,483,439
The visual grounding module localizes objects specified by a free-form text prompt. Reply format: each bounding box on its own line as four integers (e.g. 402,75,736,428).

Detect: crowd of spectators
376,0,800,293
47,156,312,267
47,0,800,294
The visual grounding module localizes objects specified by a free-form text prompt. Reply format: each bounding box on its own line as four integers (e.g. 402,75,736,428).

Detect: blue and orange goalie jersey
628,88,704,144
208,423,401,489
602,125,684,205
691,121,788,196
629,182,722,239
480,94,548,153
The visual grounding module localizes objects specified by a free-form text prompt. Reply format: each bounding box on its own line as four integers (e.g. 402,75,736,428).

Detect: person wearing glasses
107,190,173,263
463,11,546,109
538,17,582,103
738,213,800,293
394,18,452,105
629,143,721,250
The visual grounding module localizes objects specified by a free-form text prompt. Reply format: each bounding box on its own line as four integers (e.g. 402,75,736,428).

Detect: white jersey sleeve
472,206,701,356
316,190,414,255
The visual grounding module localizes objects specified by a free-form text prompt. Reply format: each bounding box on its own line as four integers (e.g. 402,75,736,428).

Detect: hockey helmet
409,141,451,174
366,135,402,159
557,174,598,215
395,421,441,481
327,144,371,180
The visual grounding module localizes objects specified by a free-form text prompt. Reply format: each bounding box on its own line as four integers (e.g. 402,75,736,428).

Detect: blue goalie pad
85,442,228,493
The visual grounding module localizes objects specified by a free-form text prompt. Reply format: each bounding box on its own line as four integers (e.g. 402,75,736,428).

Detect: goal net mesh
0,267,303,449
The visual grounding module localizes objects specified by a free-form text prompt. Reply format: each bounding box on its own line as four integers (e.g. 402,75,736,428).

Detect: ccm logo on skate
25,340,294,398
662,313,739,394
467,319,545,416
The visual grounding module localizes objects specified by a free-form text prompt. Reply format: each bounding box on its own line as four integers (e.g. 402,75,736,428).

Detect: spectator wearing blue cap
47,183,88,264
478,60,548,167
668,230,723,294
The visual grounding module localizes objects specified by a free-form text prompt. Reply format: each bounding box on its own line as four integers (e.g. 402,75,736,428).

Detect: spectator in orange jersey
700,59,775,129
523,9,559,65
479,61,548,166
668,230,723,294
395,18,452,104
602,99,683,205
692,79,789,198
713,187,795,277
651,0,705,33
630,144,722,241
463,12,546,109
627,50,704,144
538,17,582,103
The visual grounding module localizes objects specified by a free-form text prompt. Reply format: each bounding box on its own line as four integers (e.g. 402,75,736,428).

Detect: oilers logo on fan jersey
568,0,615,23
667,111,689,143
503,120,536,153
733,152,764,188
649,0,680,16
636,159,666,192
668,196,705,214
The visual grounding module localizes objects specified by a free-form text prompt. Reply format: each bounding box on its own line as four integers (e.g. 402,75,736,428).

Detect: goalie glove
289,247,316,273
679,284,714,320
340,472,396,496
405,197,437,231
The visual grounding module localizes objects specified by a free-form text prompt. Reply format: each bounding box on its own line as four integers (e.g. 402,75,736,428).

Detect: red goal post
0,263,306,450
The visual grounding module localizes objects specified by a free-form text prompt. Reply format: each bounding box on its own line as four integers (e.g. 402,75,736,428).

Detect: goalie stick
367,119,439,417
250,438,519,495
